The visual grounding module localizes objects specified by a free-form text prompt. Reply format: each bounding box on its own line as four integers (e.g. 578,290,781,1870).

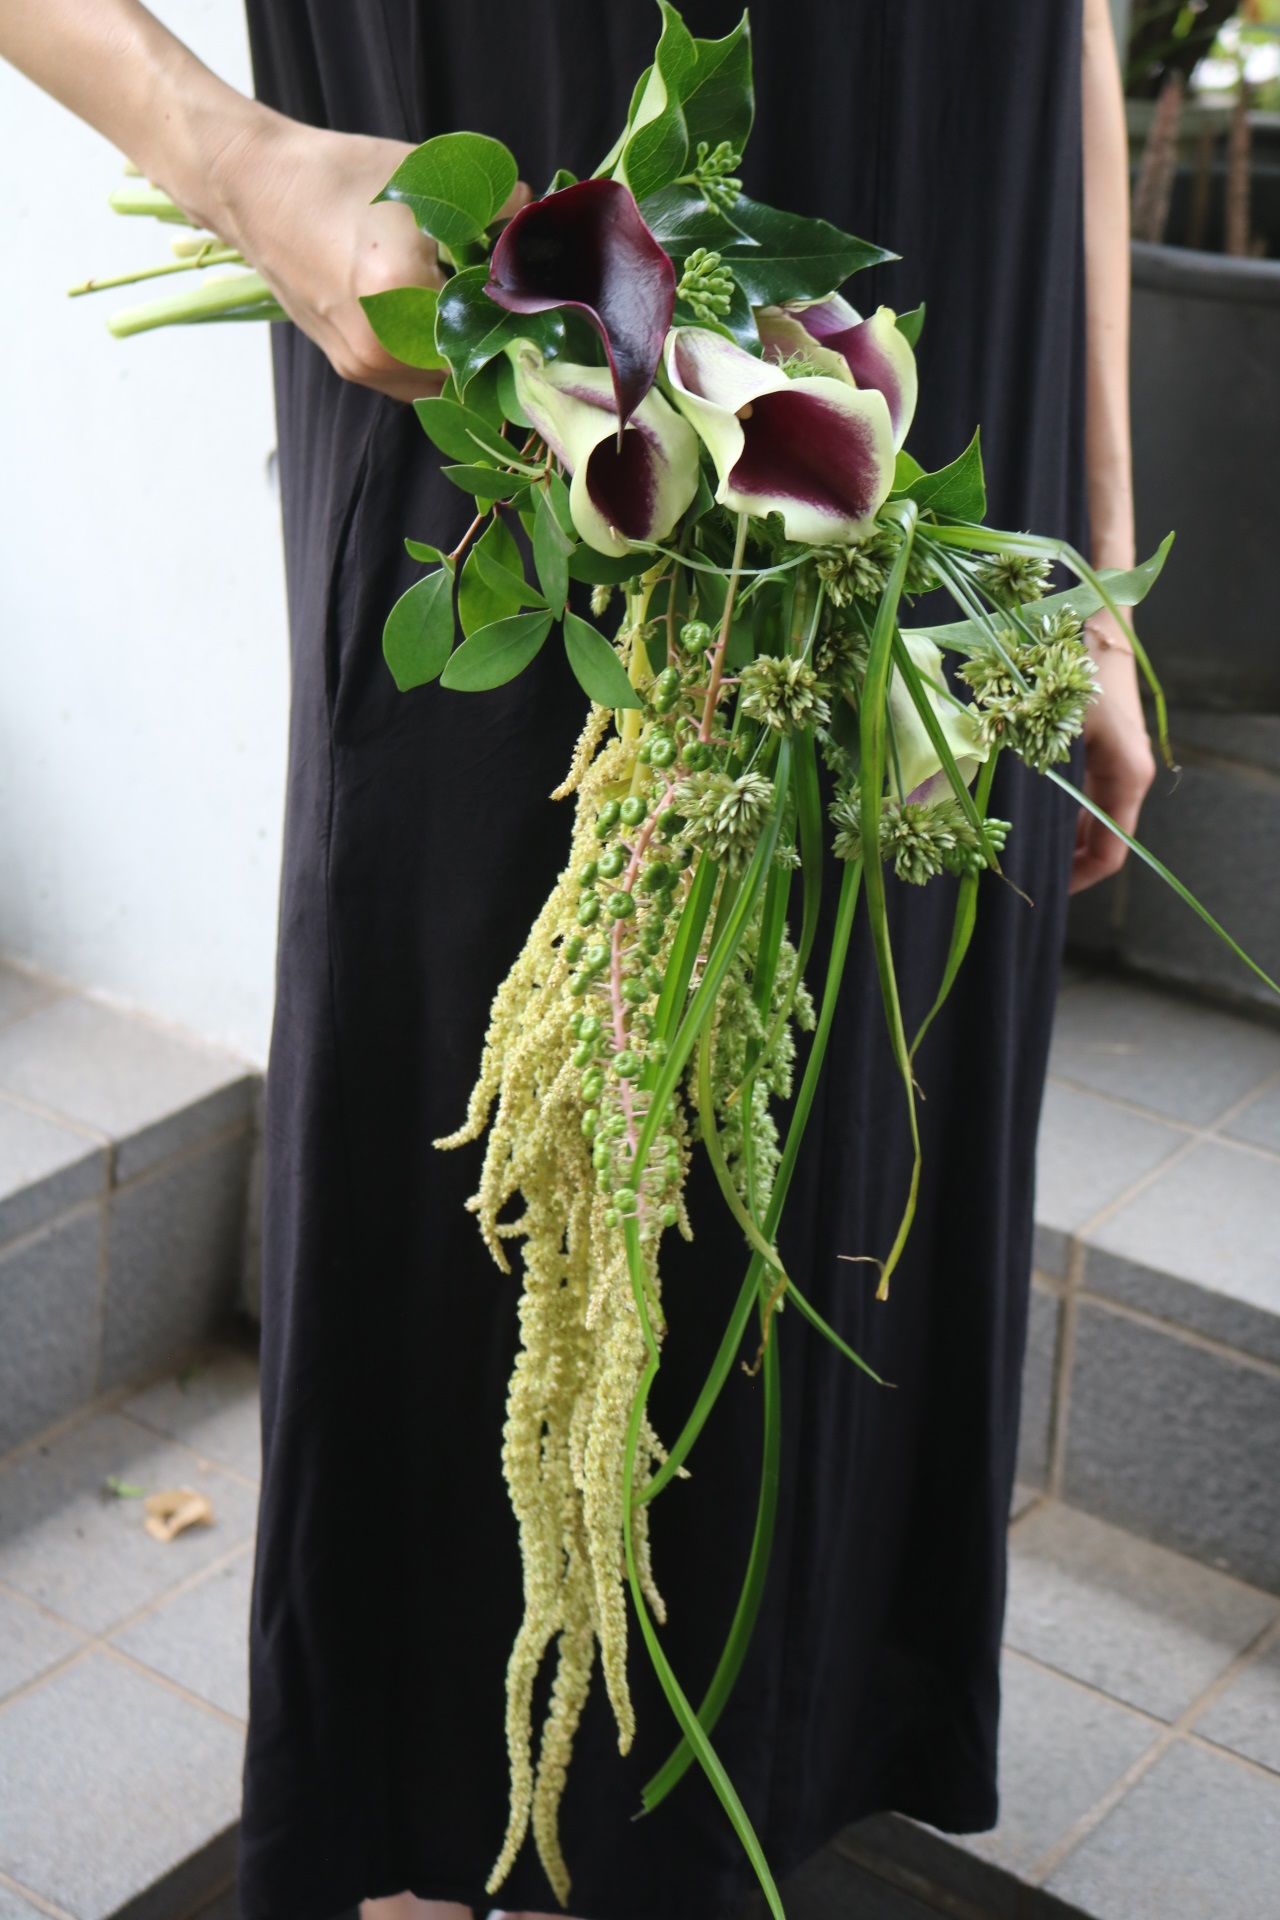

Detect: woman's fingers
1069,619,1157,894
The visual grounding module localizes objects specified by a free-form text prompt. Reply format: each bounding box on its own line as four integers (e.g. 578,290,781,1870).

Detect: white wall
0,2,288,1064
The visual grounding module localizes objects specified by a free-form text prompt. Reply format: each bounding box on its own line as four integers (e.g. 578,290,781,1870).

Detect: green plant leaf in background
383,567,455,691
563,610,644,707
377,132,518,249
617,5,755,203
719,196,894,305
897,429,986,522
440,611,554,690
534,484,575,617
442,464,534,502
568,547,645,587
434,266,567,395
458,515,526,636
636,182,751,252
359,286,447,370
404,538,445,564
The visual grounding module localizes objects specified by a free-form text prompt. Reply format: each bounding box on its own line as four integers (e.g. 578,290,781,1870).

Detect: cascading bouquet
75,8,1278,1913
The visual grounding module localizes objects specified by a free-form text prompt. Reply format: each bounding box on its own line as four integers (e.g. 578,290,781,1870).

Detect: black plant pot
1131,239,1280,712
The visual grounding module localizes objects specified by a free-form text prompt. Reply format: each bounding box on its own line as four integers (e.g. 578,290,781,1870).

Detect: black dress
238,6,1086,1917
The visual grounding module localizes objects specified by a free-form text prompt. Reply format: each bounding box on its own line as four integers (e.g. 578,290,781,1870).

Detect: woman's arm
0,0,510,400
1074,0,1157,892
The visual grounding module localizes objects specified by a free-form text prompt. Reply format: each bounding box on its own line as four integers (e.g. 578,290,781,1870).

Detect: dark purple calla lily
486,178,677,429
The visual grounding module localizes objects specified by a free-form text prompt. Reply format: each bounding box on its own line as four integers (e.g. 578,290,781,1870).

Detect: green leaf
896,303,925,348
563,610,643,707
533,484,574,617
414,394,514,464
567,546,645,586
458,517,527,636
377,132,518,248
547,470,575,539
908,536,1176,652
434,265,566,395
681,13,755,159
442,463,534,501
898,429,986,521
618,4,699,201
473,547,548,610
544,167,579,194
358,286,446,370
383,567,455,691
893,449,926,491
440,611,553,690
720,195,894,306
404,538,444,565
636,183,749,253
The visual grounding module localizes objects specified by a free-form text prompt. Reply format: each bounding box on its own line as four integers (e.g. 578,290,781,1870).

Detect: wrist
130,41,276,245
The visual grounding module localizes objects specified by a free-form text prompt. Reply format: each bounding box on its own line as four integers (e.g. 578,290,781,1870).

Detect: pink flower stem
699,509,749,743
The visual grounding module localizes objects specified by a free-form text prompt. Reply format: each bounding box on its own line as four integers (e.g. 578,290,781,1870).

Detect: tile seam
1075,1286,1280,1380
0,1340,253,1474
0,1866,78,1920
101,1642,248,1732
1024,1603,1280,1885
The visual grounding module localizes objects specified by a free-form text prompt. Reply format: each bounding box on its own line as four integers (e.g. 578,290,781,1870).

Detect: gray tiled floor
0,1346,258,1920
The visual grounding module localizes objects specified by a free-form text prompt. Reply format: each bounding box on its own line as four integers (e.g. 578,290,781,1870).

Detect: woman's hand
1071,611,1157,893
206,113,529,404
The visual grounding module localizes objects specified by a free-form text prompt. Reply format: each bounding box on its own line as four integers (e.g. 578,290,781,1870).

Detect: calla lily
885,636,987,800
757,296,918,450
487,179,676,429
664,327,895,546
509,341,699,557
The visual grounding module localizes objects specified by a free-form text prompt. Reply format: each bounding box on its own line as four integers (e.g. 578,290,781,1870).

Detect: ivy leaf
377,132,518,249
440,611,553,690
435,265,566,396
359,287,446,370
383,568,455,691
563,610,643,708
898,430,986,522
719,196,894,306
897,303,925,348
458,516,526,636
533,484,574,617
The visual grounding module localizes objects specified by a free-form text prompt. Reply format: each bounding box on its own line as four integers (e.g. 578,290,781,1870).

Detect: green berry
682,739,710,771
604,1207,620,1229
613,1186,638,1214
581,1070,604,1101
595,800,621,838
656,809,683,838
661,1204,678,1228
680,619,713,653
622,976,648,1005
637,740,653,764
577,895,601,926
564,935,584,963
613,1050,640,1079
651,667,681,714
578,1015,601,1041
584,942,609,972
619,795,648,827
672,843,694,869
640,860,671,894
593,1143,610,1171
597,845,626,879
578,859,598,885
568,972,590,997
650,737,677,769
572,1040,596,1068
606,891,635,919
604,1112,628,1137
581,1108,599,1138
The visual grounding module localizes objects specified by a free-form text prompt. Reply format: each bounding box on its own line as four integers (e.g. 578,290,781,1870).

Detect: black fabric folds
237,5,1086,1916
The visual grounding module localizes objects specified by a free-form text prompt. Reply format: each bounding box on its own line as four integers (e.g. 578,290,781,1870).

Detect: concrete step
0,961,261,1457
1021,967,1280,1593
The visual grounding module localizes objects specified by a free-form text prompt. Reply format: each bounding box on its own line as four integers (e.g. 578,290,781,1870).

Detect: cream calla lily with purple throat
885,636,988,801
663,327,896,546
509,339,700,558
756,297,918,451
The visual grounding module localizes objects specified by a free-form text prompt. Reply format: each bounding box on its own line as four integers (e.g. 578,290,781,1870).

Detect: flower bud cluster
974,550,1053,609
673,768,775,872
737,654,831,735
676,247,736,326
831,788,1011,885
692,139,743,211
959,607,1099,773
815,528,933,609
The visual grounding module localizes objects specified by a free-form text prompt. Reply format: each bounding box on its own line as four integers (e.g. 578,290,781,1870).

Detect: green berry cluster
691,139,743,212
676,247,737,326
